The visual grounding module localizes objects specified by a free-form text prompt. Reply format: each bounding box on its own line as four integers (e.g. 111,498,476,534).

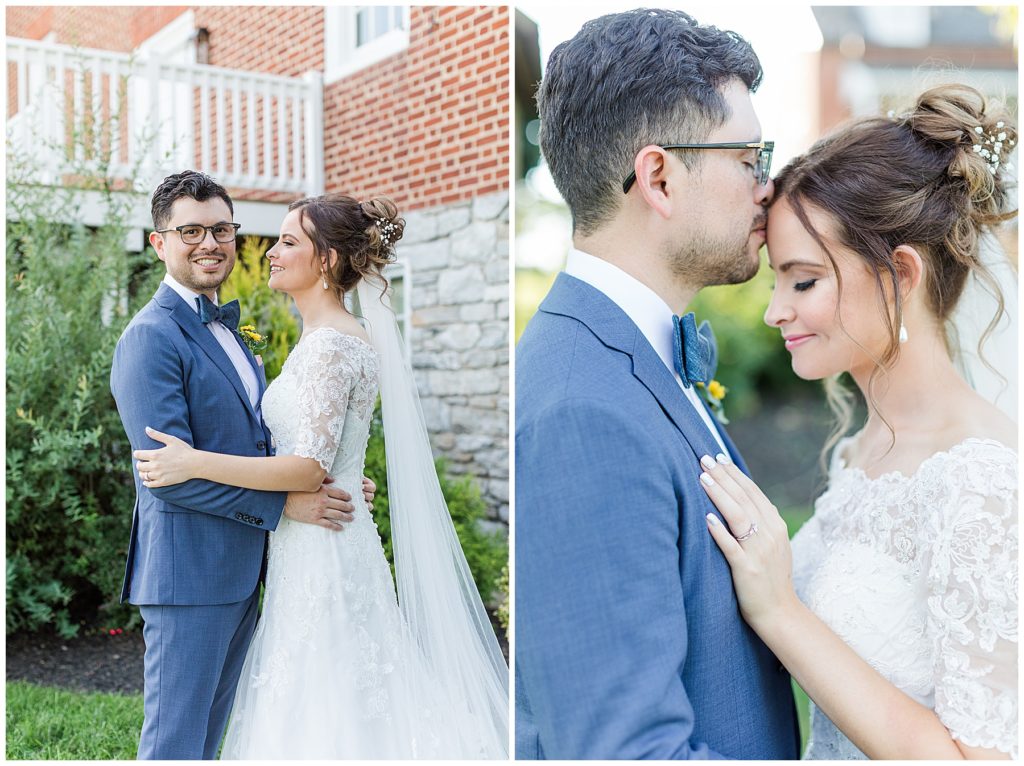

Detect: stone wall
400,191,509,530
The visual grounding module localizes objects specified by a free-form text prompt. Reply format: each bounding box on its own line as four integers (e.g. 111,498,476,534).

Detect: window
324,6,410,84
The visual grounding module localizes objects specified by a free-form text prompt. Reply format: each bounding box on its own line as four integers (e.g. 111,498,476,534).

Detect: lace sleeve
290,330,358,472
927,448,1018,757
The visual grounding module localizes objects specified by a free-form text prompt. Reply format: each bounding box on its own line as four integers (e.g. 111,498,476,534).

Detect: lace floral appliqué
792,438,1018,759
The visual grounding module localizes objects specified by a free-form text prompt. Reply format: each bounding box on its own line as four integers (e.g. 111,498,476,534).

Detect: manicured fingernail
716,453,731,464
700,472,715,486
145,426,153,432
706,512,721,526
700,455,716,470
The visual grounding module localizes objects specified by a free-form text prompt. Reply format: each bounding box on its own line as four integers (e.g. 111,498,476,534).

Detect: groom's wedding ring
734,522,758,542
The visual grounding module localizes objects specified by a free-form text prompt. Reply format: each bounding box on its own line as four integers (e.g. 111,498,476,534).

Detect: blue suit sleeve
111,322,286,529
516,398,727,759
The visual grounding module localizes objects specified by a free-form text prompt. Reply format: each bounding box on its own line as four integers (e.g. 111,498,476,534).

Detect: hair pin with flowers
377,218,397,245
972,121,1015,175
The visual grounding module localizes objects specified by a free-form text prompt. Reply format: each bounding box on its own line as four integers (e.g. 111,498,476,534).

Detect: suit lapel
156,284,260,423
541,273,731,466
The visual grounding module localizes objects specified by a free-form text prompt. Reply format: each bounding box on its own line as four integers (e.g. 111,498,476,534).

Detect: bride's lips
783,333,815,351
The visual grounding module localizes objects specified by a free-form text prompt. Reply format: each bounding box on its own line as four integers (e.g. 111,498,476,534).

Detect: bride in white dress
697,84,1017,760
133,194,508,758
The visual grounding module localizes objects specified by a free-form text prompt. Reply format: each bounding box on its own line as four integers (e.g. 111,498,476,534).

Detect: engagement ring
735,522,758,542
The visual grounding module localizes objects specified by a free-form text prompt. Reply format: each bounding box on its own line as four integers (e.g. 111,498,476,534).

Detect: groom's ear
891,245,924,298
149,230,167,262
633,145,675,220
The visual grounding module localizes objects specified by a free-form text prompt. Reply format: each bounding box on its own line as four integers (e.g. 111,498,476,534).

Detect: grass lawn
6,681,142,760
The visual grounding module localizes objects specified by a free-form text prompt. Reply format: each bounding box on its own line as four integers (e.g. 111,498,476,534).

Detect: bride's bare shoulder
948,394,1017,451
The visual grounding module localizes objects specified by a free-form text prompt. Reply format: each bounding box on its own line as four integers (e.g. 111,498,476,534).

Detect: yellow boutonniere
695,379,729,425
238,324,268,354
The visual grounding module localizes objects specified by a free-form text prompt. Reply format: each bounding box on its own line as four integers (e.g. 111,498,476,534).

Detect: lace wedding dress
220,328,493,759
791,436,1018,759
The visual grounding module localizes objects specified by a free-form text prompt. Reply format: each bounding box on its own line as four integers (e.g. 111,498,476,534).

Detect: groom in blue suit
516,10,800,759
111,172,363,759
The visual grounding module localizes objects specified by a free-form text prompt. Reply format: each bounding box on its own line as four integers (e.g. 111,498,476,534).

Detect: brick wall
323,6,509,212
194,6,323,77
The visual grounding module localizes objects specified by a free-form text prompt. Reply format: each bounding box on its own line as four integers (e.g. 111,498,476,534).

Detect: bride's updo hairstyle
287,193,406,297
772,83,1017,455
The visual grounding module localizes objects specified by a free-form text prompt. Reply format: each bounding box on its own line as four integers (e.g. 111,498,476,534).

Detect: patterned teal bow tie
673,312,717,388
196,295,240,331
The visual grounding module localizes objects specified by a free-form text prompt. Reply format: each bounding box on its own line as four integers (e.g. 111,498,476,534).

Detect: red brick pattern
322,6,510,210
193,6,323,77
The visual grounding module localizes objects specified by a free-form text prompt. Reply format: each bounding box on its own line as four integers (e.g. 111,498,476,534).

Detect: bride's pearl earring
899,323,908,343
322,269,329,290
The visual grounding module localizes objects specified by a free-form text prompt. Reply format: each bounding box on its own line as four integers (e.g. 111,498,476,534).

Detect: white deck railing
7,37,324,196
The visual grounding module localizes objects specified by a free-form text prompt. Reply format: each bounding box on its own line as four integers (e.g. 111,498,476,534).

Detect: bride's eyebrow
776,259,826,273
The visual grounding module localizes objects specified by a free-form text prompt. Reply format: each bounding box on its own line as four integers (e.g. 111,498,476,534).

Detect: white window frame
324,5,410,85
383,258,412,364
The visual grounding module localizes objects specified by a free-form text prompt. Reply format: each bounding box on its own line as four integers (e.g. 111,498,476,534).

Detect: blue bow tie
672,312,717,388
196,295,240,331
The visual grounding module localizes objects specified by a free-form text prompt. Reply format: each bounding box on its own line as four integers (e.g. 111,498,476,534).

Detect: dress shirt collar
564,247,677,375
162,272,218,315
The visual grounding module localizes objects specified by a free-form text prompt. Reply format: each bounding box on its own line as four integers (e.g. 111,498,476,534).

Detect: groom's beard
666,219,761,288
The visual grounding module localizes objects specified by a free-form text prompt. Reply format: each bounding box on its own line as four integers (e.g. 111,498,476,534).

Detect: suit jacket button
257,440,266,450
256,519,264,526
235,512,243,520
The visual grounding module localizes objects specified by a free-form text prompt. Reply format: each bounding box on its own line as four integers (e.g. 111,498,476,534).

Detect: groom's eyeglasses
622,140,775,193
155,222,242,244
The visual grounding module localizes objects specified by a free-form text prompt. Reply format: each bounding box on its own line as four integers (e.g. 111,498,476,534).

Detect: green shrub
6,173,158,638
496,561,510,632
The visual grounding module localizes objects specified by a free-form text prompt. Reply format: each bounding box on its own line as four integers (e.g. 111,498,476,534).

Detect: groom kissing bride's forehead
516,7,798,761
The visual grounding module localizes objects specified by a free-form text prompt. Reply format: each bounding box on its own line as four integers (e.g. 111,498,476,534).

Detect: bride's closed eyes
794,279,817,292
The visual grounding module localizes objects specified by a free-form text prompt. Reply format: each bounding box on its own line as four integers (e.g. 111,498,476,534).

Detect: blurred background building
7,5,510,527
514,4,1018,517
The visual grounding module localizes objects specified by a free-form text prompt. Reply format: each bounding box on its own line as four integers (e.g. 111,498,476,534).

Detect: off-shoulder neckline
835,436,1016,483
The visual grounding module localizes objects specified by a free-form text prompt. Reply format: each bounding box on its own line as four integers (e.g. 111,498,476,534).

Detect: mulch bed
7,629,145,695
8,619,509,697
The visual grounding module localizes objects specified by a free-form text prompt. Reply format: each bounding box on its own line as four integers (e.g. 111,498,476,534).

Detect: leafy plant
7,162,159,637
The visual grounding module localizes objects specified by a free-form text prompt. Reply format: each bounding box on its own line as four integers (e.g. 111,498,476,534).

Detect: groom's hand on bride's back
284,477,355,530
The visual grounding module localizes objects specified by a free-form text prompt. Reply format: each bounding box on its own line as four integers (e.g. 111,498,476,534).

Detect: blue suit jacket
515,273,800,759
110,283,286,606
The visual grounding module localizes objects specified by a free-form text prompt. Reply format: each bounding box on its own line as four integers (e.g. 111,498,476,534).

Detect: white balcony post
144,53,162,182
303,70,324,196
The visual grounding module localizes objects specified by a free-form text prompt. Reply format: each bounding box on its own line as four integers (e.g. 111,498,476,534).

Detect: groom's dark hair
151,170,234,230
536,8,762,236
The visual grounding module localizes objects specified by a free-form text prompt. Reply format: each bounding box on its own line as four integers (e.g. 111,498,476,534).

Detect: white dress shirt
564,248,729,454
162,273,260,408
